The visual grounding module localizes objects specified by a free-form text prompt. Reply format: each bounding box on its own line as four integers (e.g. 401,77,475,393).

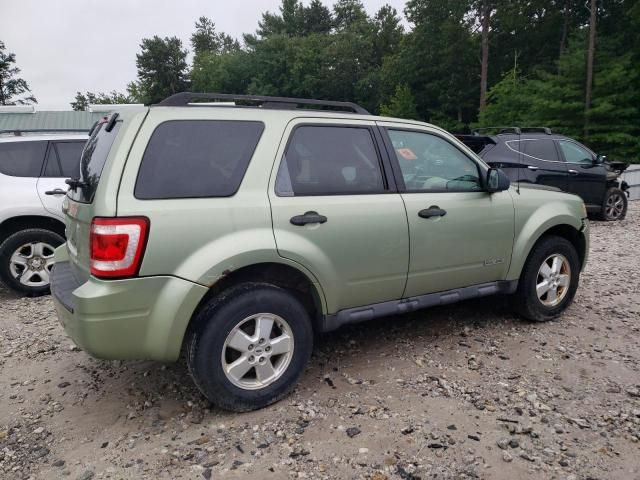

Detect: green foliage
479,31,640,161
133,36,189,104
78,0,640,162
0,40,36,105
70,90,134,111
380,84,418,119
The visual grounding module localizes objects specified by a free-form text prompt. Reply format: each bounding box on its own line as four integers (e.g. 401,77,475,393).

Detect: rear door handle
568,169,579,175
527,165,539,171
44,189,67,196
290,211,328,226
418,206,447,218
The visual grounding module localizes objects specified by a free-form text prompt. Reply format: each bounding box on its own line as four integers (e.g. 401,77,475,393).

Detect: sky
0,0,408,110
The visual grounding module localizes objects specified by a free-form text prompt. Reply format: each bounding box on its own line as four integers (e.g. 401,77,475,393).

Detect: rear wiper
65,178,88,191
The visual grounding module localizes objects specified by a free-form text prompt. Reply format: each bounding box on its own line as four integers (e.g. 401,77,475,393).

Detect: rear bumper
51,260,207,362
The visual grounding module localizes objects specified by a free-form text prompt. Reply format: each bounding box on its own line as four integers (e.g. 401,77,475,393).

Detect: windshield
68,119,121,203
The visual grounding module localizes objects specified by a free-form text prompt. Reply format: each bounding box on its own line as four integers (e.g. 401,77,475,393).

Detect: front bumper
580,217,590,271
51,260,207,362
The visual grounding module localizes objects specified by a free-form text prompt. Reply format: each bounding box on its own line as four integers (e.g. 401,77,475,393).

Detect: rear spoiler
454,134,496,154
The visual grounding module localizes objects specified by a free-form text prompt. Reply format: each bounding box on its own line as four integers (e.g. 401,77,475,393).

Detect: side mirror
594,154,606,164
487,167,510,193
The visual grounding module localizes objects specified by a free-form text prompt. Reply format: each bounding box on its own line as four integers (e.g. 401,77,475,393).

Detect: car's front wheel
186,283,313,412
600,187,627,221
0,228,64,296
513,235,580,322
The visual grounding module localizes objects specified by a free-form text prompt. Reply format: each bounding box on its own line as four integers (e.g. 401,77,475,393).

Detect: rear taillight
90,217,149,278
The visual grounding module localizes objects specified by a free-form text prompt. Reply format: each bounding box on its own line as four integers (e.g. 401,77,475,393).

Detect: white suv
0,130,87,295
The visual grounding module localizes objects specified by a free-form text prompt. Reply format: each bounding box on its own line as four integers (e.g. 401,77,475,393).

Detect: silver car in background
0,130,87,295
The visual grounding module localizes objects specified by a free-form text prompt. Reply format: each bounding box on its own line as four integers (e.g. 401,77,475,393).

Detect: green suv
50,93,589,411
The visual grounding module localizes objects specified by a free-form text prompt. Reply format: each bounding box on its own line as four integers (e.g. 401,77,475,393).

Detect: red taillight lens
90,217,149,278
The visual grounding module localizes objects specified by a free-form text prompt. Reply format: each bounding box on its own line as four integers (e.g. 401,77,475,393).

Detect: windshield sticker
397,148,417,160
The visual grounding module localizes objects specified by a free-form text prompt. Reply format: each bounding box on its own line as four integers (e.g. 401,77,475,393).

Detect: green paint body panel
51,106,589,362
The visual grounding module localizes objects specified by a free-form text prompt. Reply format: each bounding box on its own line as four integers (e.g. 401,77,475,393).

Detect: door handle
44,189,67,196
527,165,539,171
418,206,447,218
568,169,579,175
290,211,328,226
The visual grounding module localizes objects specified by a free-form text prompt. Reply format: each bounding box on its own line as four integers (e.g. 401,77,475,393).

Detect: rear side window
135,120,264,199
506,139,558,162
43,141,85,178
0,141,47,177
275,125,385,196
69,121,121,203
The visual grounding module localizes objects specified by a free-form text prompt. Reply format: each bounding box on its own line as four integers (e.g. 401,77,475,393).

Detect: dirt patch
1,204,639,480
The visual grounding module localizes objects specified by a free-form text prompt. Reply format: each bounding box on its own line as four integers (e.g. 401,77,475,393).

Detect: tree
584,0,597,138
70,90,134,111
0,41,36,105
303,0,333,34
380,84,419,119
133,36,189,105
333,0,369,31
191,16,240,56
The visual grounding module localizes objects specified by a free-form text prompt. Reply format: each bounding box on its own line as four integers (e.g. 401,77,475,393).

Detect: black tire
599,187,627,221
187,283,313,412
513,235,580,322
0,228,64,296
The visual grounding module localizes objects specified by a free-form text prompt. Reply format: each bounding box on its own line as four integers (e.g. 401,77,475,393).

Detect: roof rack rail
472,126,553,135
472,126,521,135
156,92,371,115
519,127,552,134
0,128,90,137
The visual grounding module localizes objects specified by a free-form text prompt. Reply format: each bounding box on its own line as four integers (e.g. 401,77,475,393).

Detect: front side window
388,130,482,192
558,140,594,164
135,120,264,199
276,125,385,196
0,141,47,177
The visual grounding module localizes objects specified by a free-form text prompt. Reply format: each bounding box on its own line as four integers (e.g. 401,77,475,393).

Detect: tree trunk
479,3,490,112
559,0,569,60
584,0,597,139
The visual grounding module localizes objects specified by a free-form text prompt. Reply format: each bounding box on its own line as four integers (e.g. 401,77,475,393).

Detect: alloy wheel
8,242,56,287
536,253,571,307
605,192,625,219
221,313,294,390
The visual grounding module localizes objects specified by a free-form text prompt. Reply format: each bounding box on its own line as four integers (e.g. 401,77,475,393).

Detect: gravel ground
1,203,639,480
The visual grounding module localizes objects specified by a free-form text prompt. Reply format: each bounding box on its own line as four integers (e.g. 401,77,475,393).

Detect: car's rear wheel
0,229,64,296
186,283,313,412
600,187,627,221
513,235,580,322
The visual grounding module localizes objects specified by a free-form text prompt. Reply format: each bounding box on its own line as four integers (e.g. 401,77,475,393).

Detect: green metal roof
0,111,106,132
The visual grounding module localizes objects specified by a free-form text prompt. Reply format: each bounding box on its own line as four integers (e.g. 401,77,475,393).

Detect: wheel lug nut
248,355,254,362
265,346,271,352
248,344,254,351
259,338,265,344
259,357,265,363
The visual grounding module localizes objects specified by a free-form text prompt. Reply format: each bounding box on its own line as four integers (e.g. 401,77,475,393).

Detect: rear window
68,121,121,203
134,120,264,200
0,141,47,177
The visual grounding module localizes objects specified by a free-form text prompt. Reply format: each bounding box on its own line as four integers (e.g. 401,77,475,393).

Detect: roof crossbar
156,92,371,115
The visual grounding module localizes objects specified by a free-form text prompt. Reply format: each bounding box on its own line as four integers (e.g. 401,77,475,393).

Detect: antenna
516,129,521,194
